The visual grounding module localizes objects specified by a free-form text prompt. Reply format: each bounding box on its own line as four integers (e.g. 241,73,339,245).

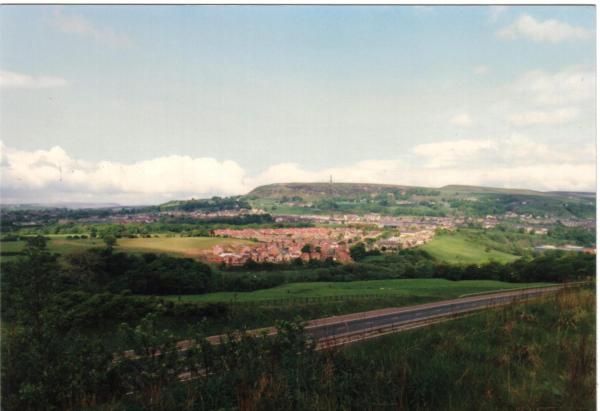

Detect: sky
0,5,596,205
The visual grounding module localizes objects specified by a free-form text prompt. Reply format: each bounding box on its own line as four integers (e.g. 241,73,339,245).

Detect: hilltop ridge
246,182,591,200
248,182,424,200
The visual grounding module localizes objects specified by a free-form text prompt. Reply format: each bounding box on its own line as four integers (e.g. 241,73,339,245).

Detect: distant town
3,201,595,266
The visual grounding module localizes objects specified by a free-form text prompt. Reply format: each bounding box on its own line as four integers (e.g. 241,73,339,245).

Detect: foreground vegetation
4,255,592,411
2,236,595,410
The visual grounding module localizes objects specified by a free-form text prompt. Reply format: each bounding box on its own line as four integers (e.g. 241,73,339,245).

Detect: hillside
248,182,427,200
248,182,596,201
440,185,545,196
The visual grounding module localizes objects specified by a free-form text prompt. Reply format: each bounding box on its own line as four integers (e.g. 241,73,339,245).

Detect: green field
0,235,254,261
164,279,553,302
418,235,520,263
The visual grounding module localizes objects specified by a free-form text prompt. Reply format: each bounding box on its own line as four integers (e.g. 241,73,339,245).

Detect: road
123,282,588,360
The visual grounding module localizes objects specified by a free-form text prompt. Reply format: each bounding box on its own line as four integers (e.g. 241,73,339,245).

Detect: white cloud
490,6,507,22
474,66,489,75
450,113,473,126
412,139,496,168
1,142,247,204
0,70,68,89
506,67,595,106
478,163,596,192
488,66,595,134
497,14,594,43
51,8,135,49
1,137,595,204
506,107,579,126
498,135,586,164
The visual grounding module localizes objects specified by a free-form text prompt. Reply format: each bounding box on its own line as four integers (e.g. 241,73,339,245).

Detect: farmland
0,235,254,261
417,235,520,263
164,279,553,303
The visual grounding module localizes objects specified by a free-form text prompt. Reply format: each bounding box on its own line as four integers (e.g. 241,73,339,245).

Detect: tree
349,242,367,262
25,235,49,250
62,250,104,291
102,234,117,248
301,244,312,253
2,239,117,409
117,313,186,403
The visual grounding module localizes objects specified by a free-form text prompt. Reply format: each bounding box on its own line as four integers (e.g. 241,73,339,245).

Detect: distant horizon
1,5,595,204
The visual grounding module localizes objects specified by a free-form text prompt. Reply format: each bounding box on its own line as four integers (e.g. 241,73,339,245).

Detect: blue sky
0,5,596,204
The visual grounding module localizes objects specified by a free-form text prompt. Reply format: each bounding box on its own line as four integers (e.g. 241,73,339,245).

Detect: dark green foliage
349,242,367,261
18,287,591,410
564,202,596,218
0,250,22,256
548,226,596,247
103,234,117,247
1,240,120,410
1,239,595,410
289,248,594,284
147,195,252,213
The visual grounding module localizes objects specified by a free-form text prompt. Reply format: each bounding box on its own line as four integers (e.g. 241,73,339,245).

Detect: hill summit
246,182,587,200
248,182,428,200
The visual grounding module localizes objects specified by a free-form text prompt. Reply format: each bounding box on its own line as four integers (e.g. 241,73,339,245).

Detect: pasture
164,278,553,303
417,235,519,263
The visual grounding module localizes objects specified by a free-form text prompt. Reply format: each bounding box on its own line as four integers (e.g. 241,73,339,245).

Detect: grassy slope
0,235,254,261
418,235,520,263
164,279,552,302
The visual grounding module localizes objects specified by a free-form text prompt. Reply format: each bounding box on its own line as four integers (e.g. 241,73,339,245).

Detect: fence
229,293,432,308
458,280,594,298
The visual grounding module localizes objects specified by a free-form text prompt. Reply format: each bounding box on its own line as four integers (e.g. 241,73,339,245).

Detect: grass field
418,235,520,263
0,235,254,261
164,279,553,302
